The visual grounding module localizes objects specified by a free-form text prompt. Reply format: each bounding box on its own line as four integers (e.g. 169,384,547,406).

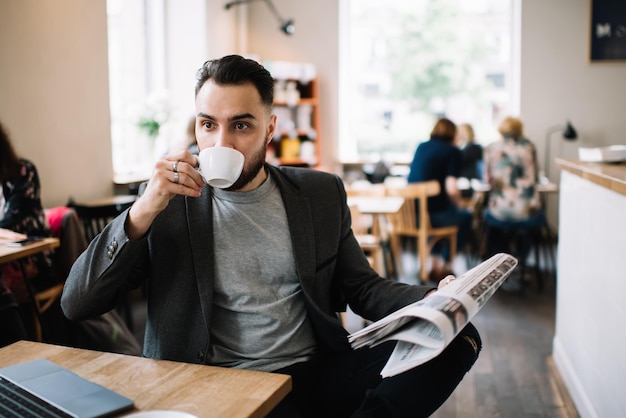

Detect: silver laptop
0,358,134,417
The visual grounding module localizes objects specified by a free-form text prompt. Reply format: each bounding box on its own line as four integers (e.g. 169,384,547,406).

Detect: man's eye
202,121,214,129
234,122,249,130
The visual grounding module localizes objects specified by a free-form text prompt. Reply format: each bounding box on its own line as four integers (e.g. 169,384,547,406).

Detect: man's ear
267,114,277,144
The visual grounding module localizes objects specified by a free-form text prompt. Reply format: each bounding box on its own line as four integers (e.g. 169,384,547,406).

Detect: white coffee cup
197,147,245,188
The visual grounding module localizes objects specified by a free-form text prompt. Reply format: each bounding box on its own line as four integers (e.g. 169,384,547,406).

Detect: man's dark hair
195,55,274,111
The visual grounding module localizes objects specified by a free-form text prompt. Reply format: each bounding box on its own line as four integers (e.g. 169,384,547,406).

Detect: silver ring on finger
173,172,180,184
173,160,179,173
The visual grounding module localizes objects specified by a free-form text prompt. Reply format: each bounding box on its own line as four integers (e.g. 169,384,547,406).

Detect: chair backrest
69,203,132,243
348,203,370,236
45,207,89,281
384,180,441,233
345,182,386,197
346,182,387,239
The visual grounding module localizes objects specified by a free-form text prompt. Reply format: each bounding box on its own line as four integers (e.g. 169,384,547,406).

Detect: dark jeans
429,206,473,262
484,211,545,259
268,322,481,418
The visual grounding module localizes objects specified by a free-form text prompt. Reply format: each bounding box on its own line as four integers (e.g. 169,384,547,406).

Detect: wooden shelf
274,97,318,107
271,78,321,168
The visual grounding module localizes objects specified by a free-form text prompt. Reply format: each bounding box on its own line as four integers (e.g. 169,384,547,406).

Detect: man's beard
225,141,267,192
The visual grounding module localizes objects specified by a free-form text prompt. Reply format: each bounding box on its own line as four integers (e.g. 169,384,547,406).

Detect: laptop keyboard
0,376,73,418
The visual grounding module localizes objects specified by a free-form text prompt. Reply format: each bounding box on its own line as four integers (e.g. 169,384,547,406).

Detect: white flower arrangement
136,89,170,139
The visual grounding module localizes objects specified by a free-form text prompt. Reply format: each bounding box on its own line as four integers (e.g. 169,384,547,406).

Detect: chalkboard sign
590,0,626,62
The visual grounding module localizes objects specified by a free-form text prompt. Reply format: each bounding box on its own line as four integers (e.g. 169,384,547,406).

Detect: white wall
520,0,626,227
0,0,240,207
0,0,113,207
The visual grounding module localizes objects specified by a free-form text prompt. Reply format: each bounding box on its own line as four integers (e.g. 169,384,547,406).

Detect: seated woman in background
482,116,544,257
0,228,29,347
408,118,473,280
457,123,483,180
0,120,55,345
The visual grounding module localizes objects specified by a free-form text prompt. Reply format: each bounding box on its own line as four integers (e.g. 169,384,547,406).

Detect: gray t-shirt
208,172,317,372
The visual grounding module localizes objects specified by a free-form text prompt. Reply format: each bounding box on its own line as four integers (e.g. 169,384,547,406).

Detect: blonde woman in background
456,123,483,181
482,116,544,257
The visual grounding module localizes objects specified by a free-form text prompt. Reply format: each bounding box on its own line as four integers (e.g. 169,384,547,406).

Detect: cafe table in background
457,177,559,271
0,237,61,341
346,185,405,279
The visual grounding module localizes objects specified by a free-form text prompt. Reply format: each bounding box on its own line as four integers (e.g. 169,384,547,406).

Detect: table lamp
544,120,577,179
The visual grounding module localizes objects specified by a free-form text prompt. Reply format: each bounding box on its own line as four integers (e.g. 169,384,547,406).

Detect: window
339,0,518,163
107,0,167,179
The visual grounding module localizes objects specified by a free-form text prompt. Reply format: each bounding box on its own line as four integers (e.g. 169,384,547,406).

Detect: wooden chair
346,181,387,198
346,182,386,236
32,283,64,341
29,207,90,342
11,260,64,342
349,203,385,276
346,182,398,278
69,201,133,243
385,181,459,284
4,207,85,342
344,191,387,330
67,201,136,329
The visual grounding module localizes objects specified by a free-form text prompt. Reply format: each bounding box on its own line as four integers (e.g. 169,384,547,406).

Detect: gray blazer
61,165,432,364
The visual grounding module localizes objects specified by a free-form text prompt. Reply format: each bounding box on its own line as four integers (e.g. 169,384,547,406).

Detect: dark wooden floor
431,274,578,417
397,243,580,418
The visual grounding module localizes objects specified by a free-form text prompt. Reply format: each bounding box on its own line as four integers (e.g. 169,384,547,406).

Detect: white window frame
107,0,168,180
338,0,521,164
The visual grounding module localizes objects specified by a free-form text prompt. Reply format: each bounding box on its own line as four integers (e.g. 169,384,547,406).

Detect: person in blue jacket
408,118,473,280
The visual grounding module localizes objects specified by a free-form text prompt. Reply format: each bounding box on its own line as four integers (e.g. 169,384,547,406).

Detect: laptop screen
0,359,134,418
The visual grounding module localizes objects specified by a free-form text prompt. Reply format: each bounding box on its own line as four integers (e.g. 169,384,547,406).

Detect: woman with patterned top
0,120,54,345
482,116,545,257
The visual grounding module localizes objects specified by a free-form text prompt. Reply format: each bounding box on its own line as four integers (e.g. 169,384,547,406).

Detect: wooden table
0,237,61,340
458,179,559,216
0,237,60,264
347,196,404,278
347,196,405,219
458,178,559,194
0,341,292,418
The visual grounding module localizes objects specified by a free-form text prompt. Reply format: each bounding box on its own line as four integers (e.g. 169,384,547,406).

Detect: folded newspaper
348,252,518,378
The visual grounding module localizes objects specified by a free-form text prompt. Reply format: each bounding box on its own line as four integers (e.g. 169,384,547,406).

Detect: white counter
554,159,626,418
